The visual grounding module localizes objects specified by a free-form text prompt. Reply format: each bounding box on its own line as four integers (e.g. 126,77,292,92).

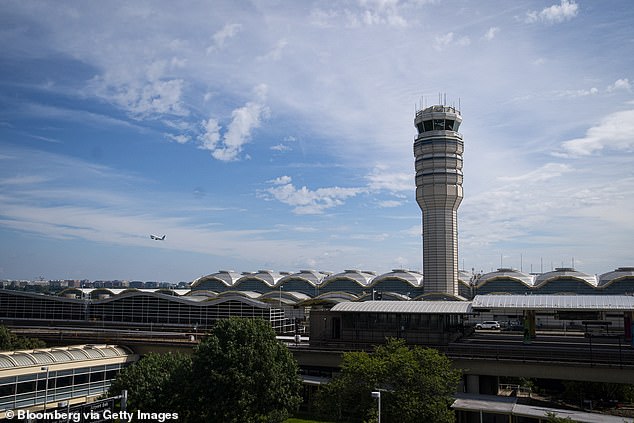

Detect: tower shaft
413,105,463,296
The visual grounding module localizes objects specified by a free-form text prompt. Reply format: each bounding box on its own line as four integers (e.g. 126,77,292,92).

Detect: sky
1,0,633,283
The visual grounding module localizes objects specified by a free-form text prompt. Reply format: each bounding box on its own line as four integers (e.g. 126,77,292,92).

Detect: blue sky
1,0,633,282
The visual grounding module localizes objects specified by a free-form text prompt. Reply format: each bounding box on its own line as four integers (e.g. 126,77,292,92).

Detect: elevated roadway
9,326,634,384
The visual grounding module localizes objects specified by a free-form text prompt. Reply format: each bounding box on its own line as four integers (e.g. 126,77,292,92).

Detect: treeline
0,325,45,351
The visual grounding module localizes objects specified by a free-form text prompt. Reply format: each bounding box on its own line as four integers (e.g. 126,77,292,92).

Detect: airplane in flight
150,234,166,241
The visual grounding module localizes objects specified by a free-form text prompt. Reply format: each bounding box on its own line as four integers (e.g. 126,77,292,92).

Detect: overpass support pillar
465,375,480,394
479,375,499,395
464,375,499,395
524,310,536,339
625,312,634,344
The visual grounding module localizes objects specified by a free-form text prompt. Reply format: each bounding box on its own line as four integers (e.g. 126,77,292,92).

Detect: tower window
445,120,455,131
433,119,445,130
423,120,433,132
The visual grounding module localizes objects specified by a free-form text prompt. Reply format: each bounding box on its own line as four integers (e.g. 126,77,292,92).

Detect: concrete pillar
465,374,480,394
479,375,499,395
625,311,633,343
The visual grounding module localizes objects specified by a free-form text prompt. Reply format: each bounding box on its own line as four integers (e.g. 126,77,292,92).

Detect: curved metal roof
191,270,241,288
278,270,328,286
321,270,376,287
0,345,132,370
332,300,472,314
472,295,634,311
476,269,535,287
235,270,284,287
534,268,597,287
598,267,634,287
370,269,423,287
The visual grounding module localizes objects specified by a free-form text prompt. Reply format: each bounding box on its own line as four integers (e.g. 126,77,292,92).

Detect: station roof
472,295,634,311
0,345,133,370
452,394,631,423
331,300,472,314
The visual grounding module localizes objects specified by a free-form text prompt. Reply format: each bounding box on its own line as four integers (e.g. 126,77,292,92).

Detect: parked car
475,321,500,330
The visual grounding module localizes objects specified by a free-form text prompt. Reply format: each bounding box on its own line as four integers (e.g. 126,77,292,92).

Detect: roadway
8,325,634,384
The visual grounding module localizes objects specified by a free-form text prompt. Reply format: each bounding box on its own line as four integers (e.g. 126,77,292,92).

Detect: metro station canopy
472,295,634,311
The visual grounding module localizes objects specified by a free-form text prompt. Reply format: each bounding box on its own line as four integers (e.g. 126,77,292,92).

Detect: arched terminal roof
370,269,423,287
298,291,359,307
598,267,634,287
278,270,328,287
534,268,597,287
191,270,241,289
236,270,285,287
321,269,376,287
0,345,133,370
259,291,312,306
476,268,535,287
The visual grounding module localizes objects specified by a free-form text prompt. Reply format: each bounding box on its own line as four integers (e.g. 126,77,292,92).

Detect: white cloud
207,23,242,53
310,0,410,28
199,118,221,151
264,176,365,214
366,166,412,192
555,87,599,98
270,175,292,185
560,110,634,157
198,85,270,161
91,74,188,119
499,163,573,183
484,27,500,41
258,39,288,61
165,133,190,144
378,200,403,208
271,144,292,152
526,0,578,24
434,32,470,51
607,78,631,93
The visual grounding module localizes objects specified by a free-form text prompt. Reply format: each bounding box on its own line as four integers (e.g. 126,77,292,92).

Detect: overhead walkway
0,344,138,418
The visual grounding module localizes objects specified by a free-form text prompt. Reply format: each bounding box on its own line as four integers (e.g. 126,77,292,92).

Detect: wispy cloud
558,109,634,157
483,27,500,41
366,166,412,192
207,23,242,53
525,0,579,24
264,176,366,215
198,85,270,161
607,78,631,93
434,32,471,51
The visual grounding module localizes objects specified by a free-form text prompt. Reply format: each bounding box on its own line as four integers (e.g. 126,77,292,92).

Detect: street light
278,284,284,332
371,391,381,423
40,366,49,412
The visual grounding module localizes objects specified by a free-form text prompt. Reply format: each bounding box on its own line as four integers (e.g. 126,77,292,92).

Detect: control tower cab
413,105,463,297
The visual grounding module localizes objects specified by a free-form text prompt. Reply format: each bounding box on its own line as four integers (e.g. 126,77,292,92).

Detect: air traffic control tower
414,104,463,297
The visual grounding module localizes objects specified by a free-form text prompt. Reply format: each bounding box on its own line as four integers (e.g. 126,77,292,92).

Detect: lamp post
41,366,49,412
371,391,381,423
278,284,284,332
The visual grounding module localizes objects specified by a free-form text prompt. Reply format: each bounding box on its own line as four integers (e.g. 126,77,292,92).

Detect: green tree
563,381,634,406
545,411,576,422
0,325,45,350
189,317,302,423
107,352,191,417
316,338,461,423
